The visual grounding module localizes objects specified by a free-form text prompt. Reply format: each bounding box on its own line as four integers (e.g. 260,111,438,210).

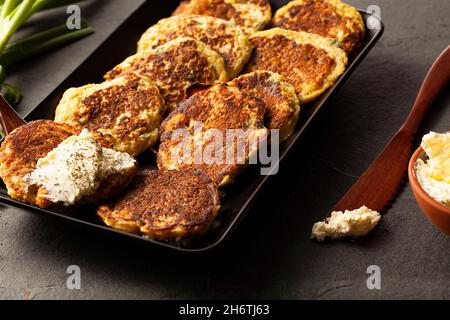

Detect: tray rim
0,6,385,253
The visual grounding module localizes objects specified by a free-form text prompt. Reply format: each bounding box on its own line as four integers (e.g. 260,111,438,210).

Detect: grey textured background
1,0,450,300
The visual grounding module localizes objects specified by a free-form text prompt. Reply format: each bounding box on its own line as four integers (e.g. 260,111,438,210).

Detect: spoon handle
330,45,450,213
401,45,450,134
0,95,27,136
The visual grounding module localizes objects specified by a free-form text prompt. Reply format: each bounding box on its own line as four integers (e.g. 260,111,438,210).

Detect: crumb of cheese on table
311,206,381,242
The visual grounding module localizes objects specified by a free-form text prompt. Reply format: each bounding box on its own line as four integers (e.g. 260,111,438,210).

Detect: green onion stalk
0,0,94,105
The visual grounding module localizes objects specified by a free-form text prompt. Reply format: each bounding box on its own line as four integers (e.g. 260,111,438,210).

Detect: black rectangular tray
0,0,384,252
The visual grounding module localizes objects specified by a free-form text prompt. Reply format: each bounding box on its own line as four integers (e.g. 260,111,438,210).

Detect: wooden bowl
409,145,450,235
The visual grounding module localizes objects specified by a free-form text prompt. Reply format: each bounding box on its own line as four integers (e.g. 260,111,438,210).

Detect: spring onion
0,0,92,105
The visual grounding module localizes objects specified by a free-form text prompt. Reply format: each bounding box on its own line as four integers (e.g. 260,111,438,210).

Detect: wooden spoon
0,95,27,135
331,45,450,214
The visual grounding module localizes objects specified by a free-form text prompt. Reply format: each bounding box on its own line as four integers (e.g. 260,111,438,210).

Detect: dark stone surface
1,0,449,299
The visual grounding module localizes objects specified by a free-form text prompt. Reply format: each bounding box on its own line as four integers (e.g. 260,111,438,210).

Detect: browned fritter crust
81,75,164,155
271,0,365,54
97,170,221,239
248,34,335,96
245,28,349,104
172,0,272,33
105,38,227,111
55,73,166,156
0,120,78,206
137,15,252,78
229,71,300,142
157,83,268,187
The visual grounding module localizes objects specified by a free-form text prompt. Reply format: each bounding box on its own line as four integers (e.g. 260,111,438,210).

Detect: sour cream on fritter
25,129,135,206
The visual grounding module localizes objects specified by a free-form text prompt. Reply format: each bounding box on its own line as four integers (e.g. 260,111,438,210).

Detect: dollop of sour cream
415,132,450,207
25,129,136,206
312,206,381,242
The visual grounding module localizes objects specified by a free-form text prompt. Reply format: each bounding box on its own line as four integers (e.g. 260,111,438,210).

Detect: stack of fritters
157,72,302,185
96,0,362,240
0,0,367,240
105,37,228,112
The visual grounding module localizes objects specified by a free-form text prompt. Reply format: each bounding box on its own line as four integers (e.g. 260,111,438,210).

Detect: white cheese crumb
311,206,381,242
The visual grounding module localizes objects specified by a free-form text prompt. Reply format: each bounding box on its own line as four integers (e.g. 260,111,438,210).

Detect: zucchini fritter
0,121,137,208
246,28,348,104
97,170,221,240
137,15,252,79
157,83,268,187
272,0,365,54
0,121,77,207
54,73,166,157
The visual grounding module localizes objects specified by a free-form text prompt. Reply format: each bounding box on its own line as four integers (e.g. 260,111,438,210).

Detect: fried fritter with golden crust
137,15,252,79
97,170,221,240
105,37,228,111
55,73,166,157
246,28,348,104
0,121,137,208
272,0,365,54
158,83,268,187
0,121,78,206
